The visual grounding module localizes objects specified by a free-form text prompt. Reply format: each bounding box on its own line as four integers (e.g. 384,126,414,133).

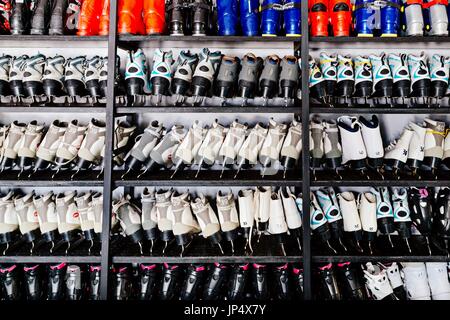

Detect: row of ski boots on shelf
0,53,109,104
309,52,450,107
111,187,303,257
310,0,450,37
121,117,301,179
0,263,304,301
123,48,300,107
310,116,450,179
310,187,450,256
317,262,450,301
0,190,104,256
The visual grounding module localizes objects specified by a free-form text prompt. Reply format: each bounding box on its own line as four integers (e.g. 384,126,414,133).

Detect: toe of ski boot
431,82,448,98
384,158,405,172
367,157,383,170
23,82,44,98
1,157,15,171
151,78,170,96
172,79,190,95
192,77,212,97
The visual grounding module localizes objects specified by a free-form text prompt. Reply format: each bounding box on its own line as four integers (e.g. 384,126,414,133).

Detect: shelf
310,107,450,114
310,36,450,43
0,35,108,42
311,179,450,187
0,171,104,187
118,35,301,43
312,255,450,263
0,106,106,113
114,170,302,187
116,106,300,114
0,255,101,264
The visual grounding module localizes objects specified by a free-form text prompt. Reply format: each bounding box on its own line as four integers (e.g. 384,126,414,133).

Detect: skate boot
329,0,352,36
218,120,247,177
111,266,131,300
309,0,328,36
9,55,28,97
311,192,335,253
363,263,396,300
0,191,19,249
381,0,401,36
140,188,158,252
280,119,302,178
16,121,44,173
338,192,363,252
0,1,11,35
238,53,263,99
48,0,67,35
353,55,373,102
42,55,65,98
77,0,102,35
309,118,324,175
91,192,104,236
0,54,11,96
34,120,67,172
423,118,445,171
30,0,51,35
191,194,223,253
336,262,366,300
291,265,304,299
191,0,211,36
53,120,87,174
112,120,136,167
259,54,280,100
308,56,326,102
160,263,183,300
55,191,81,246
380,262,406,299
254,186,271,236
0,121,24,171
240,0,259,36
408,187,434,254
150,49,173,96
217,0,238,35
74,192,95,247
64,56,86,98
336,54,354,103
47,262,66,300
65,265,82,300
23,264,42,300
280,55,299,100
228,264,249,301
261,0,282,36
371,187,395,248
318,264,341,300
180,264,206,300
384,125,414,175
138,264,158,300
14,192,41,245
214,55,239,99
73,118,105,175
251,264,269,300
319,52,338,103
281,188,303,251
429,54,450,99
0,264,20,300
403,0,424,36
153,189,174,250
337,116,367,172
434,188,450,250
269,191,289,255
33,192,58,246
168,191,201,253
172,51,198,96
123,121,163,176
388,53,411,101
10,0,28,34
167,0,186,35
284,0,301,36
359,115,384,173
88,265,101,300
195,120,226,177
354,0,375,37
237,189,255,251
216,191,240,252
125,49,151,96
259,118,287,176
192,48,222,97
143,0,165,34
369,53,393,100
407,122,426,175
203,263,228,300
426,262,450,300
84,56,103,99
113,195,144,254
323,120,343,175
425,0,449,36
402,262,431,300
99,56,119,98
235,123,268,178
392,188,413,252
407,52,431,100
358,191,377,253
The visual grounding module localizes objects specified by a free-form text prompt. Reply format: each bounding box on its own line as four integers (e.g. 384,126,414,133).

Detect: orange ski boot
329,0,352,36
118,0,145,35
77,0,102,36
309,0,329,37
98,0,110,36
143,0,166,35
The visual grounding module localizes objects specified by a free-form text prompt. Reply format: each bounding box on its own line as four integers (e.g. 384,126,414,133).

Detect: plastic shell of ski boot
217,0,238,36
310,0,328,36
98,0,110,36
354,0,375,37
403,0,424,36
284,0,301,36
191,0,211,36
240,0,260,36
118,0,145,35
77,0,102,36
143,0,166,35
329,0,352,36
424,0,449,36
261,0,282,36
381,0,401,36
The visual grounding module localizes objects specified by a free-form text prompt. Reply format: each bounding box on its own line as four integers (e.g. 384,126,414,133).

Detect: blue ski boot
217,0,238,36
381,0,401,36
284,0,301,36
354,0,375,37
261,0,282,36
240,0,259,36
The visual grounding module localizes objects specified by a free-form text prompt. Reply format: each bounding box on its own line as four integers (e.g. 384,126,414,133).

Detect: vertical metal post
100,0,118,300
301,0,312,300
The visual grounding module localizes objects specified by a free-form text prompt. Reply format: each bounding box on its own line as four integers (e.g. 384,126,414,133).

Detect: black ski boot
10,0,28,34
191,0,211,36
227,264,249,301
180,264,206,301
48,0,66,35
47,262,66,300
203,263,228,300
139,264,159,300
168,0,186,35
30,0,50,35
0,264,20,300
160,263,183,301
252,264,269,300
24,264,42,300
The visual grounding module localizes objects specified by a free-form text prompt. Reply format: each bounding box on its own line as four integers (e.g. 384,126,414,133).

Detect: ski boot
381,0,401,36
392,187,413,252
329,0,352,36
91,192,105,237
388,53,411,104
9,55,28,98
16,121,44,175
240,0,259,36
143,0,165,34
0,121,24,171
309,55,326,103
111,266,132,300
228,264,249,301
380,262,406,299
434,188,450,251
425,0,449,36
403,0,424,36
423,118,445,172
216,191,240,253
337,116,367,174
64,56,87,98
140,188,158,253
218,120,247,177
15,192,42,251
84,56,103,99
98,0,110,36
284,0,301,36
167,0,186,35
259,54,280,101
192,48,222,98
251,264,269,300
269,191,290,255
195,120,226,177
282,188,303,252
323,120,342,177
369,53,393,102
292,265,304,299
359,115,384,175
255,187,271,239
153,189,174,252
408,52,430,103
203,263,228,300
0,0,11,35
0,54,11,96
426,262,450,299
235,123,268,178
191,0,211,36
318,264,341,300
309,0,329,36
259,118,287,176
319,52,338,103
30,0,51,35
77,0,102,35
408,187,434,255
384,126,414,176
160,263,183,300
354,0,375,37
88,265,101,300
336,54,354,105
139,264,159,300
10,0,28,34
280,119,302,178
336,262,366,300
47,262,66,300
172,51,198,96
280,55,299,100
125,49,151,96
217,0,238,35
430,54,450,99
0,264,20,300
238,53,263,99
358,191,377,253
353,55,373,104
65,265,82,300
150,49,173,97
261,0,282,36
338,192,364,252
117,0,144,35
23,264,42,300
42,55,65,98
180,264,206,300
